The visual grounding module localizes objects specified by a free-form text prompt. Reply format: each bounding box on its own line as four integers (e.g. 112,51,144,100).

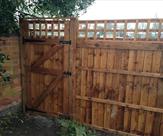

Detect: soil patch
0,112,117,136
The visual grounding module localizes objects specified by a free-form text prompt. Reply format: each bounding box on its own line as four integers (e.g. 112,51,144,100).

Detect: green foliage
0,0,20,36
0,112,25,135
57,118,96,136
0,53,10,83
0,0,95,36
26,0,95,17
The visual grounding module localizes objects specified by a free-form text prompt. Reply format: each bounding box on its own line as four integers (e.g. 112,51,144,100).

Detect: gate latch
59,40,71,45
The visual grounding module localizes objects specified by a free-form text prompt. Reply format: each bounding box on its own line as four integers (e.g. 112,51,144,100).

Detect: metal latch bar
59,40,71,45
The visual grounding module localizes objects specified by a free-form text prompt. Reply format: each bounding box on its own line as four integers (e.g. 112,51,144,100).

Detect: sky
79,0,163,20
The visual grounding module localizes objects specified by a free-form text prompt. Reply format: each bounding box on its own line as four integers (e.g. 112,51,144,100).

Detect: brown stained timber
32,75,63,109
21,18,163,136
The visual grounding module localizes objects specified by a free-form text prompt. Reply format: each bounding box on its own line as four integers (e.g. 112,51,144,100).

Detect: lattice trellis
23,18,71,38
22,18,163,41
78,19,163,41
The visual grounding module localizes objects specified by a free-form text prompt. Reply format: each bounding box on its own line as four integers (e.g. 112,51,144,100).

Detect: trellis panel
75,19,163,136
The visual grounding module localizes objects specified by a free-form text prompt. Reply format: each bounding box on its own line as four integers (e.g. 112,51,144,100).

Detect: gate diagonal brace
32,45,63,67
31,66,63,77
32,75,63,109
28,65,72,78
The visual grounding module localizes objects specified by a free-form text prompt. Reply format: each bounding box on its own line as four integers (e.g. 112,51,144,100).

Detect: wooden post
63,20,70,115
19,19,28,113
153,50,163,135
70,18,78,119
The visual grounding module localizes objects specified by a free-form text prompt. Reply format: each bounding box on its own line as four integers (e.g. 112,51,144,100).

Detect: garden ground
0,111,117,136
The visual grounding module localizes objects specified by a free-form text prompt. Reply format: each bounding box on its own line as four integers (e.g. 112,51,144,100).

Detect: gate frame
19,18,78,117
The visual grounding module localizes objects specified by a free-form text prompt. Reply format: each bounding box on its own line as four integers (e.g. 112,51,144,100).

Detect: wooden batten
77,40,163,51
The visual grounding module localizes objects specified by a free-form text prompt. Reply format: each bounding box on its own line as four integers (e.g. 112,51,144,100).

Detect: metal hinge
63,71,72,76
23,37,46,43
59,40,71,45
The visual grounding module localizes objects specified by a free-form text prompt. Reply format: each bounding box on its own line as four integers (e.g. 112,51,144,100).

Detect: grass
56,118,96,136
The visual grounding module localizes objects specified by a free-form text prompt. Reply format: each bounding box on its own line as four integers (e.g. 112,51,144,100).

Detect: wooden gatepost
20,18,163,136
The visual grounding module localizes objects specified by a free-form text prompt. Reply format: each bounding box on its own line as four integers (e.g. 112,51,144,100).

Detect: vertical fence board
104,49,115,129
137,51,153,134
145,51,161,135
124,50,136,132
130,51,145,133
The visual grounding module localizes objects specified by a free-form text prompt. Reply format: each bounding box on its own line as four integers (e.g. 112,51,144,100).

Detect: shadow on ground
0,114,59,136
0,113,117,136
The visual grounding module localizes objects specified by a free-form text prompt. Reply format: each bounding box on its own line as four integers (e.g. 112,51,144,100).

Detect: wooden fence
0,37,20,108
21,18,163,136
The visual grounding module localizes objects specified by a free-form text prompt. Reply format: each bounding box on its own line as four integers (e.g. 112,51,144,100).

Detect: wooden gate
20,18,77,117
20,18,163,136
